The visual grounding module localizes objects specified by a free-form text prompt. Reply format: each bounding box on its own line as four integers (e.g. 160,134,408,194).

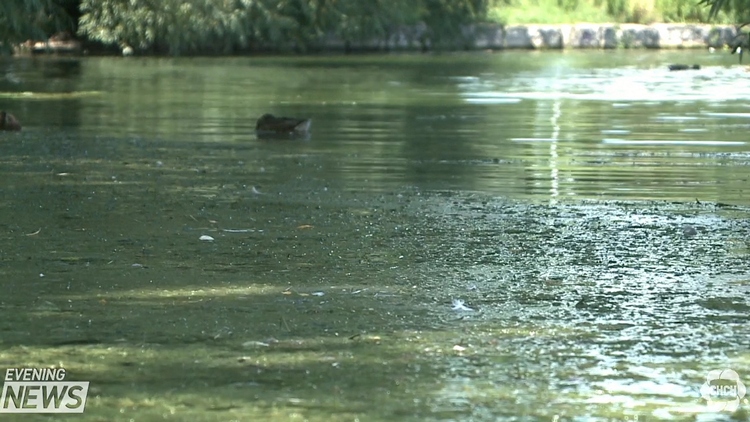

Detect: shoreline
352,23,739,51
489,23,737,49
14,23,741,56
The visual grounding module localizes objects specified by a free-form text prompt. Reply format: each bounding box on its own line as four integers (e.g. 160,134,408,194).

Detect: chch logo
699,369,746,412
0,368,89,414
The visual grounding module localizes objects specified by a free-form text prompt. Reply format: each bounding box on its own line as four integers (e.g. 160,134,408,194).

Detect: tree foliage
3,0,732,56
0,0,72,53
77,0,488,55
699,0,750,24
699,0,750,61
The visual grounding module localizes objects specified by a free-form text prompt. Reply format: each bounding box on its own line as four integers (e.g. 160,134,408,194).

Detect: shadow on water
0,52,749,421
0,133,446,421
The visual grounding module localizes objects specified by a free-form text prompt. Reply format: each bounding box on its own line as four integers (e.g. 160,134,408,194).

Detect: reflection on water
459,66,750,103
1,52,749,421
2,51,749,205
422,196,750,420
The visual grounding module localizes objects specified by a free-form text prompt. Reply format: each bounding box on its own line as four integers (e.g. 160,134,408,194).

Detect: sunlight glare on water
461,66,750,103
1,51,749,422
444,52,750,204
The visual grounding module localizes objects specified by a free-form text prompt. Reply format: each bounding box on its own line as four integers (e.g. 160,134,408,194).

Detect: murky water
0,51,748,421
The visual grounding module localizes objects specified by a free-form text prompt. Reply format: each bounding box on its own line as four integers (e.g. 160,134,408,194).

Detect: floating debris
311,291,325,297
451,299,474,311
199,235,215,242
682,224,698,237
242,341,270,348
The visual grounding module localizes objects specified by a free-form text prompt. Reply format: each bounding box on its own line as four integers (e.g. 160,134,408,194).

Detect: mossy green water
0,53,749,420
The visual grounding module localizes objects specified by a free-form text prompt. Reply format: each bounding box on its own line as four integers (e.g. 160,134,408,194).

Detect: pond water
0,50,748,421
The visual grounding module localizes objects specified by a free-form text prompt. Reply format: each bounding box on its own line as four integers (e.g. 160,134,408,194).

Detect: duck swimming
668,64,700,71
0,111,21,131
255,114,311,135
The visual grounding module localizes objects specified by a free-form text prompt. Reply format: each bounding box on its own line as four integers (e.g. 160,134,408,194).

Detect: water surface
0,50,748,421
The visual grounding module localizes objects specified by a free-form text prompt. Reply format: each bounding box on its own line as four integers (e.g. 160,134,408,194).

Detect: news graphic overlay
700,368,746,412
1,368,89,413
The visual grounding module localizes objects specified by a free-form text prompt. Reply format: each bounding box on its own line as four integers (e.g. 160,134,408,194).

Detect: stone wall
338,23,739,51
490,23,737,49
18,23,740,55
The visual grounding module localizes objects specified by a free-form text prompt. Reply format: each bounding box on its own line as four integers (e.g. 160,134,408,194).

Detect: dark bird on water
668,64,701,71
255,114,311,135
0,111,21,131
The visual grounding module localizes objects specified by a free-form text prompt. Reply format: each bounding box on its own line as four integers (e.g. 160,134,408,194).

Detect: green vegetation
488,0,737,24
699,0,750,26
0,0,72,53
0,0,747,55
75,0,487,55
700,0,750,24
488,0,612,24
700,0,750,56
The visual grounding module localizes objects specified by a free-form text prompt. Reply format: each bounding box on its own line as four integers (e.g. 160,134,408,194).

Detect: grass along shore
488,0,738,25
